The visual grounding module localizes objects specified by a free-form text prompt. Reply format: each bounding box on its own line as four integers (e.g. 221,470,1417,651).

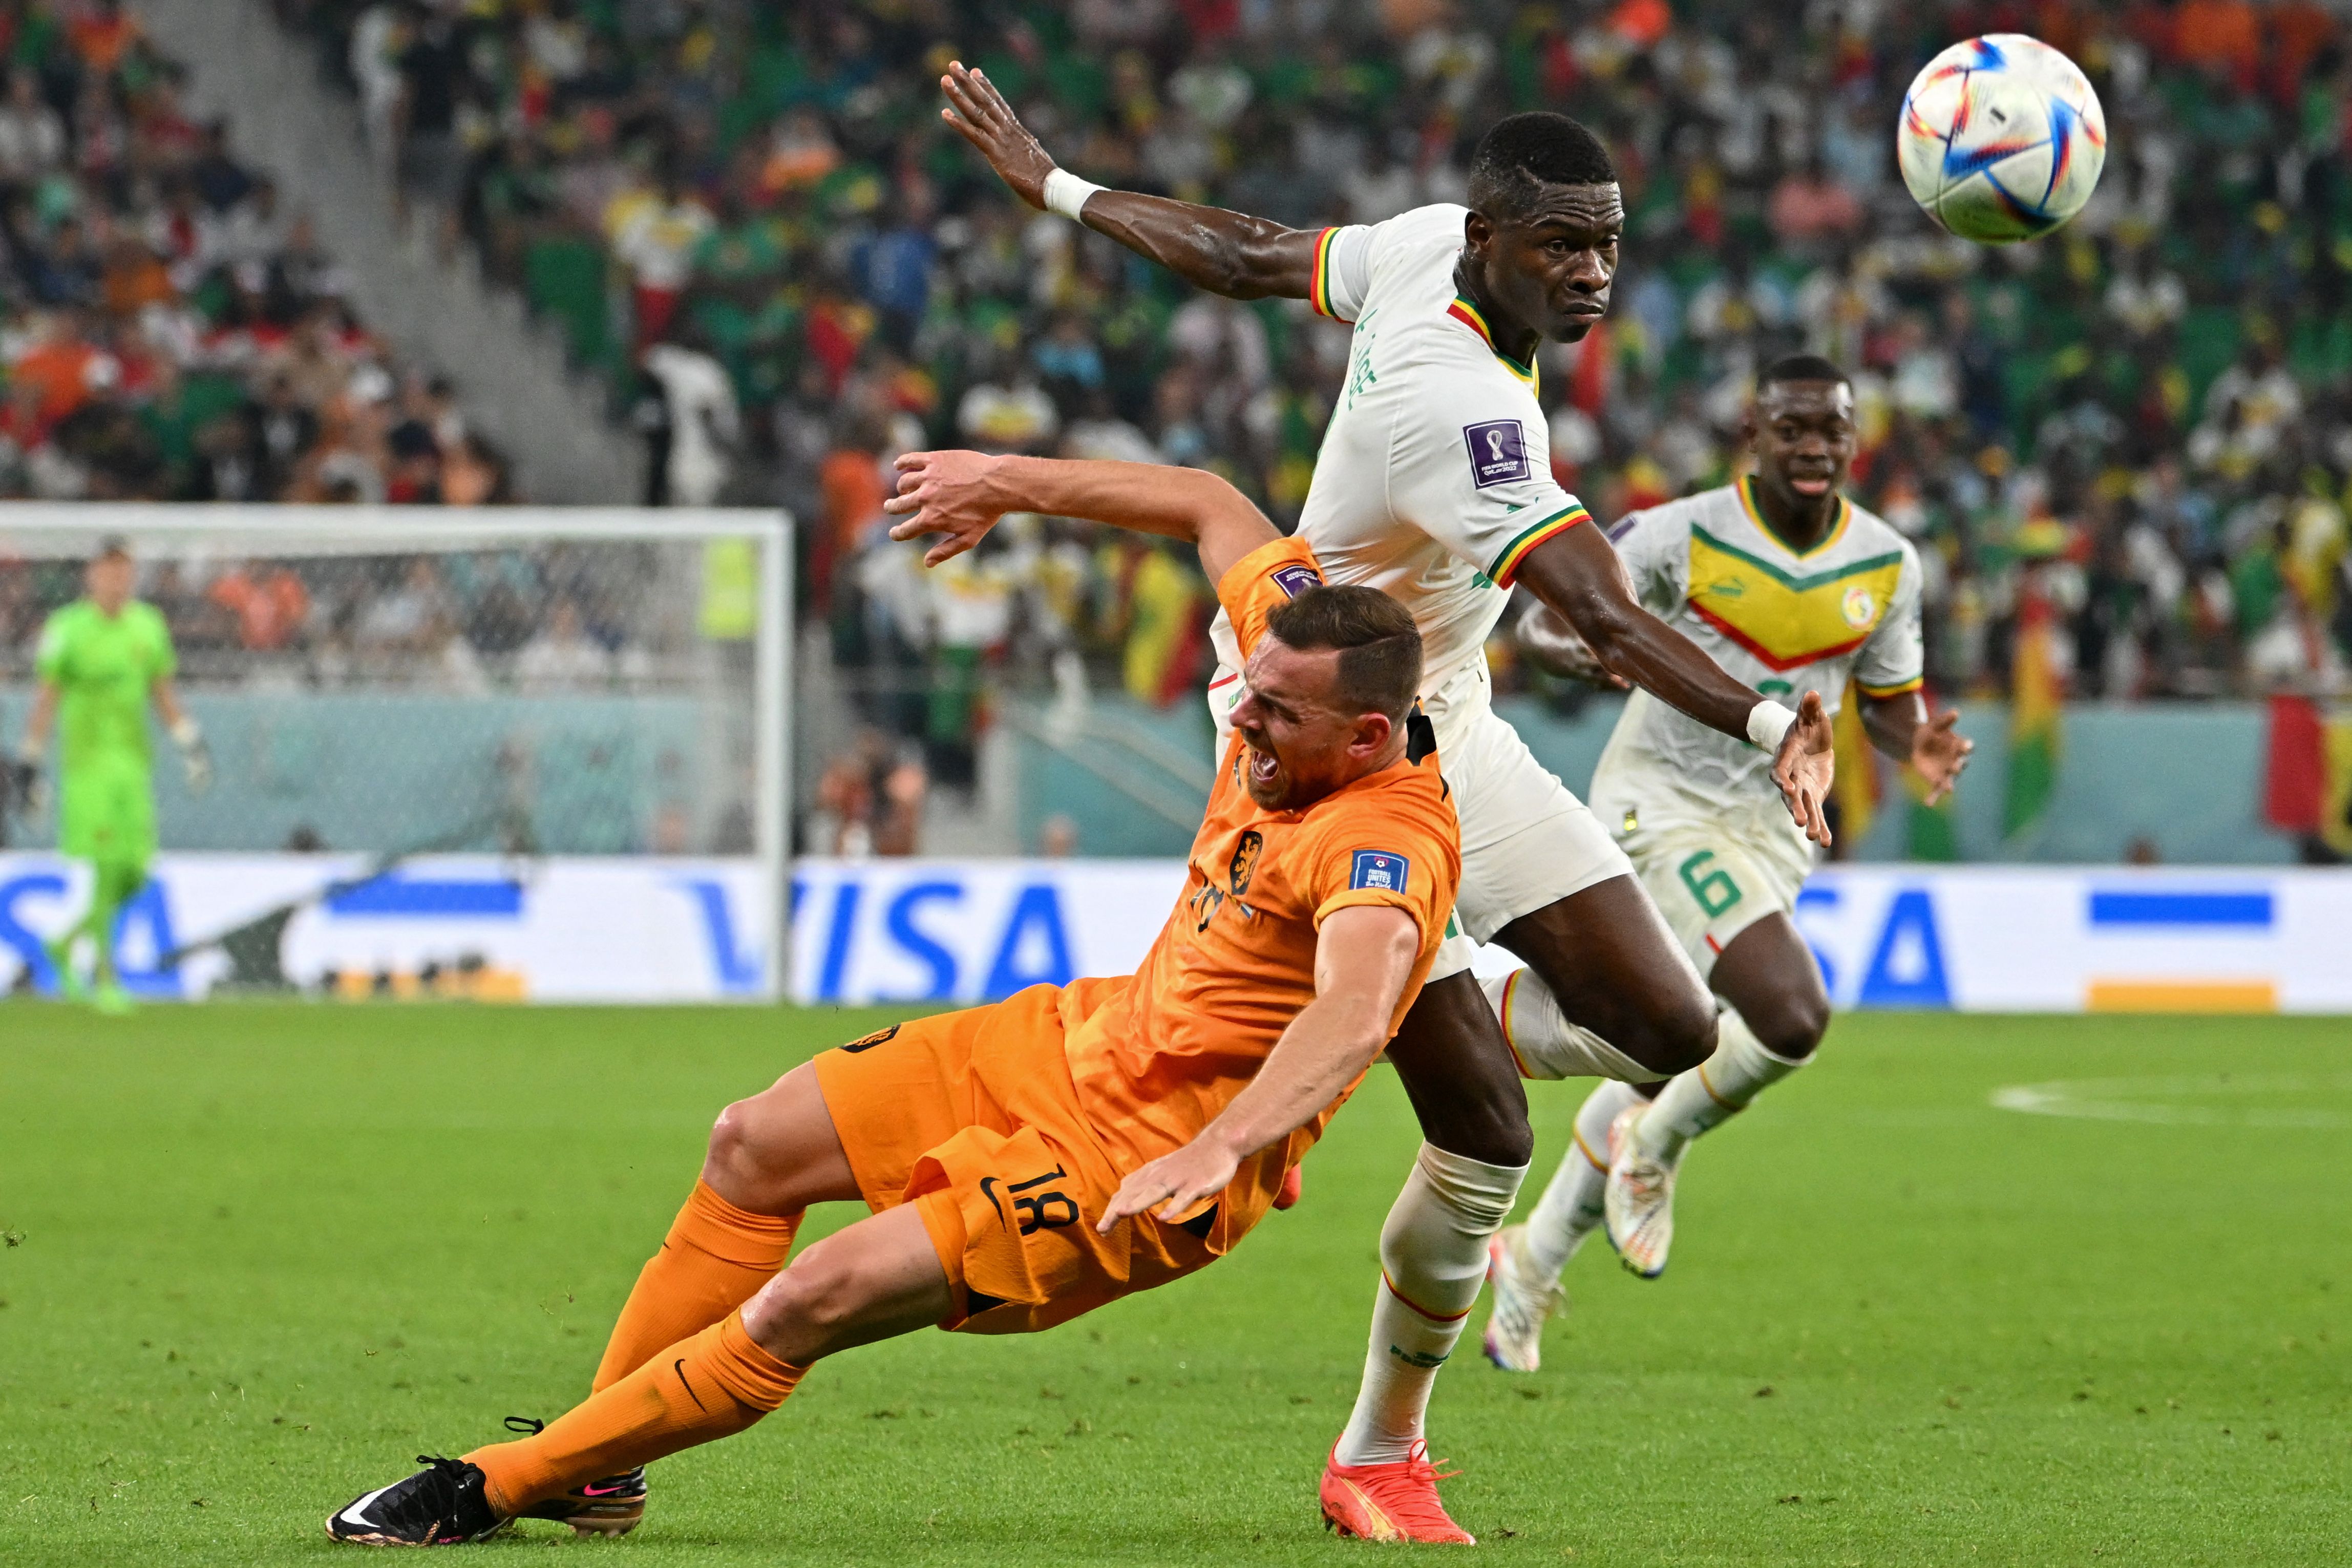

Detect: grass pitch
2,1004,2347,1566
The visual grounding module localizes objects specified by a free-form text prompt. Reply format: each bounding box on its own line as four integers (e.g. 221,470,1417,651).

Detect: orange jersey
1053,536,1460,1244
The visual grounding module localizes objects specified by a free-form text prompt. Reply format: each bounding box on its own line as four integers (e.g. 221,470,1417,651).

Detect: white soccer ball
1897,34,2106,244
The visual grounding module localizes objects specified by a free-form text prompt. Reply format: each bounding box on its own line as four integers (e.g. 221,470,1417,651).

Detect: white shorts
1210,660,1629,983
1612,810,1814,978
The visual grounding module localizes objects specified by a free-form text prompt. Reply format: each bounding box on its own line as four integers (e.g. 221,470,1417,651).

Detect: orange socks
591,1181,802,1393
470,1315,804,1515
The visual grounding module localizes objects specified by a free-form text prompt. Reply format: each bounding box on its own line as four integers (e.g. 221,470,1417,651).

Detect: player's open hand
1772,688,1835,848
939,61,1055,209
1910,707,1973,806
1098,1137,1240,1235
884,450,1012,565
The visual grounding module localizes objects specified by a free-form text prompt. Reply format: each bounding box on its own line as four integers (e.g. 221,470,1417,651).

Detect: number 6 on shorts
1677,849,1743,919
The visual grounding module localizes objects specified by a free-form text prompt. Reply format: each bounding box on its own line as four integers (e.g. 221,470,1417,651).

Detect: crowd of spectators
0,0,644,692
0,537,711,695
0,0,512,509
0,0,764,698
275,0,2352,759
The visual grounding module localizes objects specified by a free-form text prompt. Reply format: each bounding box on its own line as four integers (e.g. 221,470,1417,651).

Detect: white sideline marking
1989,1074,2352,1130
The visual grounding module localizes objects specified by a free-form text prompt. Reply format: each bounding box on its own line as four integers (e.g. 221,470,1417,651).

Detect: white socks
1479,968,1669,1085
1335,1141,1527,1466
1521,1077,1637,1281
1633,1007,1808,1164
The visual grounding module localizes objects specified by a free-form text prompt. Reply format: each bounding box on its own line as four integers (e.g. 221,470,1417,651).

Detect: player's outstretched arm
940,61,1318,301
1097,904,1421,1234
1516,526,1836,845
1863,692,1973,806
886,450,1280,584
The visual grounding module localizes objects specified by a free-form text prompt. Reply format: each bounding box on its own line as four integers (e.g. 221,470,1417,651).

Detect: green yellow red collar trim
1737,474,1850,558
1446,295,1537,391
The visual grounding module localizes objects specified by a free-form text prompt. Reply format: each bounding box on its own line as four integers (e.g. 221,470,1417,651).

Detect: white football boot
1480,1223,1567,1372
1603,1101,1678,1279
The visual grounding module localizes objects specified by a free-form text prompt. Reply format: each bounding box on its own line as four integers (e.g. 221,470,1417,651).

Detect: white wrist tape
170,715,202,749
1745,699,1797,752
1042,167,1103,221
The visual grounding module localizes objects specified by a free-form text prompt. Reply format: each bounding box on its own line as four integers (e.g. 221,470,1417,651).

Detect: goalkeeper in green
18,539,209,1012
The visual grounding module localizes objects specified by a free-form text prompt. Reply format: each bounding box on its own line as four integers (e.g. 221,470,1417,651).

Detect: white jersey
1588,478,1924,837
1210,203,1589,720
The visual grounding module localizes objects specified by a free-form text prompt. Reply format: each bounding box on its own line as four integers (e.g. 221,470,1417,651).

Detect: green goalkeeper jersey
35,597,175,774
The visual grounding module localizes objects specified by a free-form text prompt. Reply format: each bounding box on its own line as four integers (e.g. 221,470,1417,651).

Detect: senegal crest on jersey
1683,481,1905,672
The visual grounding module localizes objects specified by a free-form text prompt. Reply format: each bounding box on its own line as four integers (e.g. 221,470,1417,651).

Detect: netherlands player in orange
326,457,1463,1547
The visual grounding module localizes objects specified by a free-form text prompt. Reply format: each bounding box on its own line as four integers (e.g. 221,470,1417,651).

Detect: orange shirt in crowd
814,446,884,606
2173,0,2260,78
208,566,311,651
68,9,140,75
12,336,108,425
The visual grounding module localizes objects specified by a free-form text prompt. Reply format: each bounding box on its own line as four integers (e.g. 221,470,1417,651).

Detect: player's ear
1463,209,1493,260
1352,710,1394,758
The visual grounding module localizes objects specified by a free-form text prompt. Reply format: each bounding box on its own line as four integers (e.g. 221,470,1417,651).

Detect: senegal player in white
1481,359,1973,1371
945,68,1837,1539
17,539,210,1013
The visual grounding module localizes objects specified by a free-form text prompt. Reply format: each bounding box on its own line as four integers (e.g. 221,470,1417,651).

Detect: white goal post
0,504,792,1003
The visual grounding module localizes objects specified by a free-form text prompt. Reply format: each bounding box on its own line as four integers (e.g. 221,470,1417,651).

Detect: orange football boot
1318,1439,1474,1544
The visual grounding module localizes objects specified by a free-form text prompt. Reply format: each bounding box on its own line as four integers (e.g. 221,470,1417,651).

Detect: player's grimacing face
1230,639,1388,811
1472,182,1622,344
1751,381,1857,504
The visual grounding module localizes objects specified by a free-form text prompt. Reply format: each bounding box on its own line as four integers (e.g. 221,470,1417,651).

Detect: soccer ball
1897,34,2106,244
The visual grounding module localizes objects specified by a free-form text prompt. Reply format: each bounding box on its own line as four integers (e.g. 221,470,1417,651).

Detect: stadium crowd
252,1,2352,739
0,0,767,698
0,0,510,508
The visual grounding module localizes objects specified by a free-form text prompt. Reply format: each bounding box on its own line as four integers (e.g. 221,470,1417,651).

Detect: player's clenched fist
939,61,1056,209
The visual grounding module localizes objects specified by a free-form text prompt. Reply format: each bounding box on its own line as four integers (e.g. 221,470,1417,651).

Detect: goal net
0,505,789,1003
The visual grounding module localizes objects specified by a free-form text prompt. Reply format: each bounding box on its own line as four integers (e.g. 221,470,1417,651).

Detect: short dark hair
1758,353,1851,392
93,534,131,562
1265,585,1423,725
1468,113,1617,220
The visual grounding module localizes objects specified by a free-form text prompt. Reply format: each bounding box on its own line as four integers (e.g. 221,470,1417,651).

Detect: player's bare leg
1487,875,1719,1083
1605,913,1824,1276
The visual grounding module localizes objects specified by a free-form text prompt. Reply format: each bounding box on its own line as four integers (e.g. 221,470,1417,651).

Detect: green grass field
3,1004,2347,1566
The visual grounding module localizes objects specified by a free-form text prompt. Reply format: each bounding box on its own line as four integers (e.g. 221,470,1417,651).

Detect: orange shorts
811,982,1217,1334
